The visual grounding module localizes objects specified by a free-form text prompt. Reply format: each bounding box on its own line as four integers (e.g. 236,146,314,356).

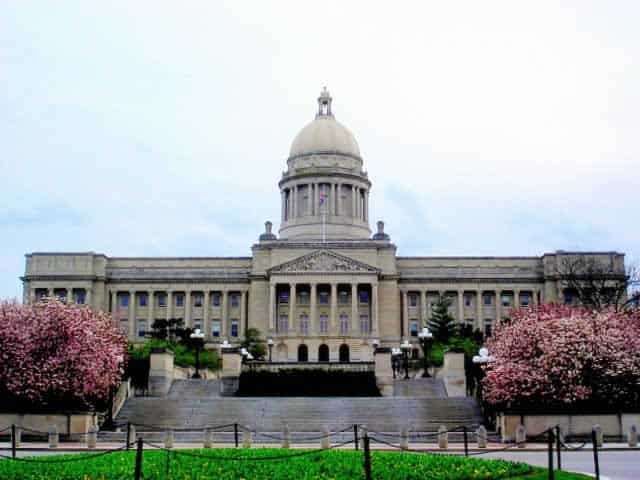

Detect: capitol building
21,89,625,362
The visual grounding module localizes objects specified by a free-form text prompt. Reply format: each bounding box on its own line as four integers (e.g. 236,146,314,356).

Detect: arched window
318,344,329,362
299,313,309,336
339,313,349,335
298,344,309,362
339,344,350,362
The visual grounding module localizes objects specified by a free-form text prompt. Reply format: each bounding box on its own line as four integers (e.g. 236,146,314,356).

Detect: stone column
364,190,369,222
351,185,356,217
307,183,313,216
495,290,502,323
337,183,342,215
313,183,319,216
372,282,379,334
310,283,317,334
281,191,285,222
291,185,297,219
66,288,72,304
351,283,358,334
85,289,92,308
221,290,228,338
185,290,192,328
148,291,154,331
421,290,428,326
289,283,296,334
110,290,117,316
203,290,210,337
475,290,482,331
457,289,464,323
532,289,538,305
330,283,337,333
269,283,276,331
514,289,520,309
166,291,173,321
128,290,135,340
240,290,247,337
402,290,409,339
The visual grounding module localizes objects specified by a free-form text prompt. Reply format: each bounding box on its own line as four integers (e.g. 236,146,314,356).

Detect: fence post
438,425,448,449
400,426,409,450
547,429,554,480
134,437,143,480
354,424,359,451
203,428,212,449
555,425,562,470
591,428,600,480
363,432,372,480
11,424,16,459
164,429,174,449
234,423,239,448
516,424,526,448
592,424,603,448
463,426,469,457
321,425,330,449
628,424,638,447
477,425,487,449
48,425,59,449
87,424,97,450
126,422,132,450
242,428,252,448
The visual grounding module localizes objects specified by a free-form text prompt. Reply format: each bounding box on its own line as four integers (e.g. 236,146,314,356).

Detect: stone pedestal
374,348,393,396
149,348,174,397
441,352,466,397
220,350,243,396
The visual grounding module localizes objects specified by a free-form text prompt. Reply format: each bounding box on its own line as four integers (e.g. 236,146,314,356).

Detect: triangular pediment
269,250,379,274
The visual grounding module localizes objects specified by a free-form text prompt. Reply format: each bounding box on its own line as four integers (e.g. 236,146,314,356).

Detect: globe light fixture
417,327,434,377
267,337,274,363
189,328,205,379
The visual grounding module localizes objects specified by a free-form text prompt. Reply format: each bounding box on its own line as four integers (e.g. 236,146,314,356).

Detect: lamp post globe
400,340,412,379
190,328,205,379
418,326,434,378
267,338,274,363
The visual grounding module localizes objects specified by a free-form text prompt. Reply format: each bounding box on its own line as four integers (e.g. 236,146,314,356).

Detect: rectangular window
359,314,370,334
339,314,349,335
211,321,221,337
120,295,129,308
410,320,419,337
212,293,221,307
501,295,511,307
279,291,289,304
137,320,146,339
278,315,289,333
76,290,86,305
484,320,493,337
175,294,184,307
35,289,48,301
483,294,492,306
521,293,530,307
231,320,239,337
338,291,349,304
409,294,418,307
464,294,472,307
318,291,329,305
139,294,147,307
564,291,573,305
158,294,167,307
299,314,309,335
231,294,239,308
359,290,369,304
193,320,202,331
194,294,203,307
319,314,328,334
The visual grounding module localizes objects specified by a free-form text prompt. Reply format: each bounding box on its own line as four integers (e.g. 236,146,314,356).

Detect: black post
363,433,372,480
11,424,16,459
268,344,273,363
234,423,239,448
192,342,201,379
134,437,143,480
555,425,562,471
403,350,410,379
591,429,600,480
547,429,554,480
463,426,469,457
126,422,131,450
354,424,359,451
105,387,114,430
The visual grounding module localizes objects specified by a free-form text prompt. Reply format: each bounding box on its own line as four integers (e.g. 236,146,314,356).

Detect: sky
1,1,639,300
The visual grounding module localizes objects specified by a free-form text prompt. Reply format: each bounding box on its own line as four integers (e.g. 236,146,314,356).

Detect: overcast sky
1,1,638,299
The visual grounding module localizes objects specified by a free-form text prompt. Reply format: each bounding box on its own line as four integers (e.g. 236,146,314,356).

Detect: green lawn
0,448,592,479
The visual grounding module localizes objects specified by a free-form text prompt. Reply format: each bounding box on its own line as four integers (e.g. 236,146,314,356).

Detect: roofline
397,256,541,260
25,252,252,260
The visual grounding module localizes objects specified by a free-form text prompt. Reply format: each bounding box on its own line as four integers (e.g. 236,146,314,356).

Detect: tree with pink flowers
0,298,127,411
482,304,640,410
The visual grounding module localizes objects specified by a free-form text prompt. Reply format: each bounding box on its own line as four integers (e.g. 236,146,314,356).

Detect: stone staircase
100,378,485,443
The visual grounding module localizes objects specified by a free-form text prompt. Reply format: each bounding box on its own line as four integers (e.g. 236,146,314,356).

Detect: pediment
269,250,379,274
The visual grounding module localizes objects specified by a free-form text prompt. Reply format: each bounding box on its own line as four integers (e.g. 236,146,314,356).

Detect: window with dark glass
137,320,146,338
279,291,289,304
120,295,129,307
231,294,239,308
521,293,530,307
175,294,184,307
158,294,167,307
464,294,472,307
193,320,202,331
212,293,221,307
139,293,147,307
231,320,239,337
319,291,329,305
359,314,370,333
483,294,492,306
410,320,419,337
211,321,221,337
359,290,369,304
338,291,349,304
319,314,328,333
564,290,573,305
339,313,349,335
76,290,85,305
194,294,203,307
409,294,418,307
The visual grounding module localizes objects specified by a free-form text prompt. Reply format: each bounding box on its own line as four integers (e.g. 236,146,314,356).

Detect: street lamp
267,338,274,363
391,347,401,379
418,326,434,378
400,340,412,379
371,338,379,357
190,328,205,379
472,347,494,400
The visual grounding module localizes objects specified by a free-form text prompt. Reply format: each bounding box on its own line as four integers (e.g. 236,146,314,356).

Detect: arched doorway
318,344,329,362
298,344,309,362
339,344,350,362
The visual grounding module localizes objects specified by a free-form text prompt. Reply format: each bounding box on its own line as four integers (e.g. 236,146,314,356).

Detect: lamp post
400,340,411,380
391,347,400,379
104,354,124,430
472,347,494,399
371,338,379,358
267,338,274,363
418,327,434,378
190,328,205,379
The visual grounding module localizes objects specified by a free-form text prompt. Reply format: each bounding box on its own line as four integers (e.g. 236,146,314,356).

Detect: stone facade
21,89,625,361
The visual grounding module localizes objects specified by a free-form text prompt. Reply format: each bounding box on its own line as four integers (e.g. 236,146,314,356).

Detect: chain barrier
0,443,133,463
242,424,355,442
129,422,237,432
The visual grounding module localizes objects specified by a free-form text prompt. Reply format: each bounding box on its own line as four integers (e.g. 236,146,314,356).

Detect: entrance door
339,344,350,362
318,344,329,362
297,344,309,362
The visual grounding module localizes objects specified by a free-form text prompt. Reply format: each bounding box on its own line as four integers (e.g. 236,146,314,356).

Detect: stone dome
288,88,361,159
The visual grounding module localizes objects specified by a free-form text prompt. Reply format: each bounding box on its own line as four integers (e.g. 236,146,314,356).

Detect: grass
0,448,593,479
128,340,220,370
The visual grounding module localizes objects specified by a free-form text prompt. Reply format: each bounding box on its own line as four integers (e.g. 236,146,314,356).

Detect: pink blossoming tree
0,298,127,411
483,304,640,410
